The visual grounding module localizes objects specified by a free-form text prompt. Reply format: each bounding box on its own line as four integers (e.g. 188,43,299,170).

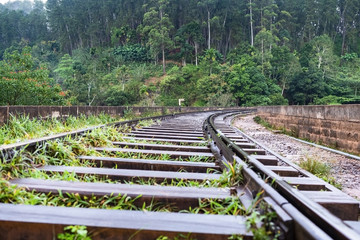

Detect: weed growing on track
156,233,195,240
0,115,280,238
299,157,342,189
299,157,330,176
58,225,91,240
0,179,170,211
0,114,122,145
183,198,246,215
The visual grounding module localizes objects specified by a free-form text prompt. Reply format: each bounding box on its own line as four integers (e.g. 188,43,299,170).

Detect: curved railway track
0,110,359,239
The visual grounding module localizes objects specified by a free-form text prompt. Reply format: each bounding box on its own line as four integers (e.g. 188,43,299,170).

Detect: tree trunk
160,8,166,75
207,9,211,49
65,24,73,54
261,38,264,73
341,4,347,57
341,23,347,56
224,29,232,60
282,81,286,96
195,42,199,66
162,45,166,75
249,0,254,46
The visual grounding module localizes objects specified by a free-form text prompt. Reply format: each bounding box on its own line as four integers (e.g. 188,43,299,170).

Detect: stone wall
0,105,240,125
256,105,360,154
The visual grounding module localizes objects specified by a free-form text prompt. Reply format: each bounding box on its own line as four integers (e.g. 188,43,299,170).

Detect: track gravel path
233,115,360,200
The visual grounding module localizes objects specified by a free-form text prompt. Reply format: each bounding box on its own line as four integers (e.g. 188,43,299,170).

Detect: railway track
0,110,359,239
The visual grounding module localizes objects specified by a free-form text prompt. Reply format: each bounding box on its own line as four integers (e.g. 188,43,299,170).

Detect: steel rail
1,109,357,239
0,109,254,240
207,111,360,240
0,109,227,160
205,112,333,240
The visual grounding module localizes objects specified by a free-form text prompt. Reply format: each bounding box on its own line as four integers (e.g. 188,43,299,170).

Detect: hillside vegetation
1,0,360,107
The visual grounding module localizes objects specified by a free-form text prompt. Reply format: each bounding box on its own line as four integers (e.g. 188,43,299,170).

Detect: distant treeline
0,0,360,107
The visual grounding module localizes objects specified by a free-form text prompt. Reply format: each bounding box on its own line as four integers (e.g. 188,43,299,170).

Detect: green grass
253,116,273,129
253,116,295,136
299,157,342,189
0,116,279,239
299,157,330,176
0,114,123,145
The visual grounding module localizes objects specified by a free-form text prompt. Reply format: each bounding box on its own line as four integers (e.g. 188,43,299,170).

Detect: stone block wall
256,105,360,154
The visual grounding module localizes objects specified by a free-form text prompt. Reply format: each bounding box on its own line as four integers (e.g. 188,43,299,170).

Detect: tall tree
141,0,174,74
198,0,219,49
338,0,360,57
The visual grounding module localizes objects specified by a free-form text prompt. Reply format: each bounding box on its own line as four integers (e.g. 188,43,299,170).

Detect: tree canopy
1,0,360,106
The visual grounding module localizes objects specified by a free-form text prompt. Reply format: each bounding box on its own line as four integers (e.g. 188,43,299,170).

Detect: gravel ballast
233,115,360,200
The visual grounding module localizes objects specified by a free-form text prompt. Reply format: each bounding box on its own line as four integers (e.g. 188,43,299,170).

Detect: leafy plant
299,157,341,189
299,157,330,177
57,225,92,240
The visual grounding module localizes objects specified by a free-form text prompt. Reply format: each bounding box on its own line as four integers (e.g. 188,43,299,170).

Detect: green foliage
287,67,329,105
57,226,91,240
199,48,222,75
0,114,121,145
313,95,344,105
54,54,74,87
225,55,275,106
156,233,198,240
157,65,200,106
113,44,152,62
299,157,330,177
0,47,66,105
253,116,272,129
2,1,360,107
140,0,174,73
298,157,342,189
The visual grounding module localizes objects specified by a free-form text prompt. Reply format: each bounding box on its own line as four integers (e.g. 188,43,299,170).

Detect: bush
113,44,152,62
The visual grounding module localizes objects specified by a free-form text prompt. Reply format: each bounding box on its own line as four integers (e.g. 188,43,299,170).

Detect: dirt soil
233,115,360,200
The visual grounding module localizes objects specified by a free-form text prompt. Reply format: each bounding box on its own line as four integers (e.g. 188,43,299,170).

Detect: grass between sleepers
0,118,280,240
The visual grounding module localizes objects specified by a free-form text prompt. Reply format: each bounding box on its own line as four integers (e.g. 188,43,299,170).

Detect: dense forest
1,0,360,107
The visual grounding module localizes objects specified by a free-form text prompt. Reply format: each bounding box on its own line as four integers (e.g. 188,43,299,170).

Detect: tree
287,67,329,105
254,28,277,75
271,46,301,96
225,54,272,106
338,0,360,58
247,0,255,46
0,47,65,105
199,48,222,75
198,0,219,49
338,53,360,96
54,54,74,87
141,0,174,74
309,35,338,79
114,65,130,91
175,21,203,66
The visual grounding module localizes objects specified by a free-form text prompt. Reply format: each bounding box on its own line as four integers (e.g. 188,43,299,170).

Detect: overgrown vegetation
299,157,342,189
0,114,122,145
253,116,274,130
253,116,294,136
0,114,279,238
57,225,91,240
1,0,360,107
